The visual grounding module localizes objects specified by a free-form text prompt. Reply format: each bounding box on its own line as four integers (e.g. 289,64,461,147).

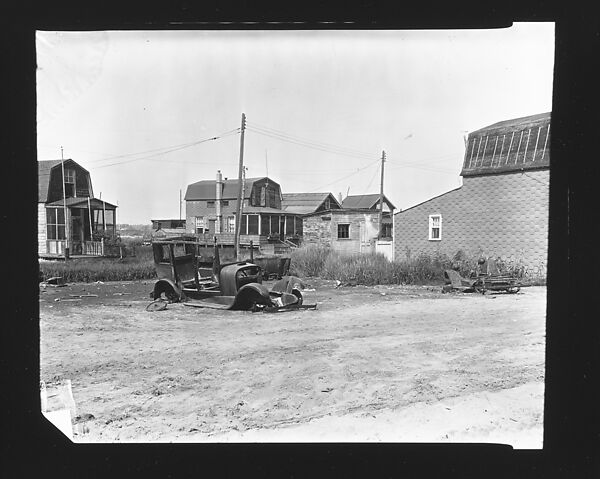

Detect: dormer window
64,168,76,197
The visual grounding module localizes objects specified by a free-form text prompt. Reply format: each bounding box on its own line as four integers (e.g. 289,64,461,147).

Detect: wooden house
38,159,118,257
302,193,395,255
393,112,551,278
184,171,304,253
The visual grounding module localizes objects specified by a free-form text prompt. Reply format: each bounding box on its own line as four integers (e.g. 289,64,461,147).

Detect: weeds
290,244,546,285
39,245,156,283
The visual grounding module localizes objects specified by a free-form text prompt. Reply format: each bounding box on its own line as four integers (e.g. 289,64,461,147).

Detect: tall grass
39,245,156,283
290,244,545,286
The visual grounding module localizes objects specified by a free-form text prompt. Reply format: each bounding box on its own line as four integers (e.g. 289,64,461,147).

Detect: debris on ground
42,277,67,287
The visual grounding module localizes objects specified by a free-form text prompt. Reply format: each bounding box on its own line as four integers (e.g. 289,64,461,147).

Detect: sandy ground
39,279,546,448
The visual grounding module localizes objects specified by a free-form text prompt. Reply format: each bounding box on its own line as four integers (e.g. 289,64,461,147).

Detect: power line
246,125,381,161
84,128,240,164
247,121,381,159
308,158,381,193
89,130,240,170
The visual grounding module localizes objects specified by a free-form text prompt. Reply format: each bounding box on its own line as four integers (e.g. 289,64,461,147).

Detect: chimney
215,170,223,234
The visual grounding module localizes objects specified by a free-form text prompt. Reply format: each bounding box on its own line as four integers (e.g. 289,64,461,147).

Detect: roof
151,219,186,226
281,192,341,214
185,177,279,201
46,197,117,209
38,159,90,203
461,112,551,177
341,194,396,210
242,206,291,215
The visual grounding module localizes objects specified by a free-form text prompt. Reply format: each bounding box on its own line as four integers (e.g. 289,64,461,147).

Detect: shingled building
393,112,551,278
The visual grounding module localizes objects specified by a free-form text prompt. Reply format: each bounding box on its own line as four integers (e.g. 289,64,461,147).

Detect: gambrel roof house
185,173,303,252
281,192,342,215
394,112,551,278
38,159,118,257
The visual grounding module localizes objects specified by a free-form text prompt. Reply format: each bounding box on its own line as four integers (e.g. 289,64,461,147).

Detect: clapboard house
185,171,304,252
301,193,395,256
38,159,118,257
393,112,551,277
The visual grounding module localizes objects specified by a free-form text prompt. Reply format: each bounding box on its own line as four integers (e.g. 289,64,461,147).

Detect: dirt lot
39,278,546,447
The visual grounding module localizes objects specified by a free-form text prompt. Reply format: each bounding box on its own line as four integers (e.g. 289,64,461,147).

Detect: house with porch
185,171,304,253
393,112,550,278
38,159,118,257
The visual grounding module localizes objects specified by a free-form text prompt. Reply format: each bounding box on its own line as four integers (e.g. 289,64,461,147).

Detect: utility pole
234,113,246,260
378,150,386,240
60,146,70,259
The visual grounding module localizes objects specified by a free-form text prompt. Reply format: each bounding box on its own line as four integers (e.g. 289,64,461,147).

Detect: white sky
36,24,554,224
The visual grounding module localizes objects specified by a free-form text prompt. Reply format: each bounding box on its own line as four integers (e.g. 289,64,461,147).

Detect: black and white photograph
36,24,554,446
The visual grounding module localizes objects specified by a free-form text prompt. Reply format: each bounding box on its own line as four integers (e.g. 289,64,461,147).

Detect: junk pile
443,257,522,294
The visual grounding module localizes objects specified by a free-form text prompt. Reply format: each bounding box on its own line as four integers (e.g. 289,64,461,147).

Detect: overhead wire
247,121,381,159
85,127,241,164
89,129,240,170
246,124,381,162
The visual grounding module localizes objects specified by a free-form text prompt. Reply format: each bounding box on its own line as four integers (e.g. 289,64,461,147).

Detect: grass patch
39,245,156,283
290,245,546,286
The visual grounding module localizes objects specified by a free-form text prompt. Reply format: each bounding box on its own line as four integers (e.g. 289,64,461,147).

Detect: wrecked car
149,239,316,311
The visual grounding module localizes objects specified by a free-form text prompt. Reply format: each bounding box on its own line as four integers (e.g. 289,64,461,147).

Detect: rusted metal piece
443,258,521,294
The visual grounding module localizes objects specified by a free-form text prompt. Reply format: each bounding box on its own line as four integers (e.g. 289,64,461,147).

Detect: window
324,198,330,210
195,216,205,234
337,223,350,239
207,201,215,208
64,168,75,197
429,214,442,240
222,200,229,206
227,216,235,233
46,208,66,240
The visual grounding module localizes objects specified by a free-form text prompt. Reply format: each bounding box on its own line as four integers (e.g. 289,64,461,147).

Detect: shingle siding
394,170,549,276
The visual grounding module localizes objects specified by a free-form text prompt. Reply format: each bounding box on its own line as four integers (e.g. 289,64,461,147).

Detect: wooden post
515,130,524,164
60,147,69,260
234,113,246,261
491,136,499,167
378,150,386,240
532,126,542,162
541,124,550,160
506,132,515,165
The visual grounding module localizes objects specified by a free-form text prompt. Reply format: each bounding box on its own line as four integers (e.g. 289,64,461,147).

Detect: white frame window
428,214,442,241
195,216,205,233
227,216,235,233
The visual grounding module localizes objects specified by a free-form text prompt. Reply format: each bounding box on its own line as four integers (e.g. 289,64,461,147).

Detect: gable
38,159,92,203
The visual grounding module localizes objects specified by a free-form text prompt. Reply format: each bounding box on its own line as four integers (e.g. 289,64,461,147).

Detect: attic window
324,198,330,210
64,168,75,197
429,214,442,241
207,201,215,208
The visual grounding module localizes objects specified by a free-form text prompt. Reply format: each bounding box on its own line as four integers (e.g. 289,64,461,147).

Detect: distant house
281,192,342,215
185,171,304,250
150,219,188,240
151,219,186,230
394,112,550,277
38,159,118,257
302,193,395,255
